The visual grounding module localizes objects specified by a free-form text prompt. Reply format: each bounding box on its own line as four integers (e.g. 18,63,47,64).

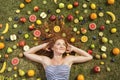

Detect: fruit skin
93,66,101,73
2,23,9,34
0,62,7,73
106,11,116,23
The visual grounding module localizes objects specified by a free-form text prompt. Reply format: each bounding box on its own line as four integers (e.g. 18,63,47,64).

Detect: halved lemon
54,26,60,32
81,36,88,42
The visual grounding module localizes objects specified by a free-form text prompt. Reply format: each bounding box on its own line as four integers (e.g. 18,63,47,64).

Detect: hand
66,43,74,53
42,42,50,51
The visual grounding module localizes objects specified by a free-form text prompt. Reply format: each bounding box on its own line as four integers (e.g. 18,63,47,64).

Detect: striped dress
45,65,70,80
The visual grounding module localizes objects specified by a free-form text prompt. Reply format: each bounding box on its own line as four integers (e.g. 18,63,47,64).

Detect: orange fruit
77,74,84,80
0,42,5,49
27,69,35,77
112,48,120,55
108,0,115,5
25,0,31,3
90,13,97,20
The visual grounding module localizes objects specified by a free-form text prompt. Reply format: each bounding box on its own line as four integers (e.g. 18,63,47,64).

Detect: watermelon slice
29,14,37,22
33,30,41,37
11,57,19,65
89,23,96,30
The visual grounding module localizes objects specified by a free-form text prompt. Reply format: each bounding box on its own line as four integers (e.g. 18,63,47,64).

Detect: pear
18,69,25,76
7,47,13,53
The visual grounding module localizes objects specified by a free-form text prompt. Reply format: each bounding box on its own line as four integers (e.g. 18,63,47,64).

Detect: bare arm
66,44,93,64
23,43,50,65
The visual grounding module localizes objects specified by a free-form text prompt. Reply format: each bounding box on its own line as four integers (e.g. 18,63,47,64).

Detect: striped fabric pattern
45,65,70,80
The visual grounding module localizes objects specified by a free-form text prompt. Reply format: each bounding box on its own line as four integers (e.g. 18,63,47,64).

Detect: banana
0,61,7,73
54,0,57,4
1,23,9,34
106,11,116,23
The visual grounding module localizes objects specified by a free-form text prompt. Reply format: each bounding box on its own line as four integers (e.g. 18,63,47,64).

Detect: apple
73,1,79,7
49,15,56,21
93,66,101,73
29,25,34,30
87,50,93,55
81,28,87,34
20,17,26,23
100,25,105,31
67,14,74,21
19,40,26,47
59,3,65,8
90,44,95,49
7,47,13,53
34,6,39,12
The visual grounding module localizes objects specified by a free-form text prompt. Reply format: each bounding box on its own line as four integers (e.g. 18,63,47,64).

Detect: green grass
0,0,120,80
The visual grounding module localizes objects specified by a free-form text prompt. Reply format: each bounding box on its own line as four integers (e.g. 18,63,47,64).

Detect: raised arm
23,43,50,65
66,44,93,64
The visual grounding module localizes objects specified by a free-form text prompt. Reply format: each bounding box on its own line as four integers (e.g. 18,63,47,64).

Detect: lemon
36,20,42,25
70,37,75,43
90,3,96,9
111,28,117,33
81,36,88,42
67,4,73,9
54,26,60,32
27,70,35,77
20,3,25,8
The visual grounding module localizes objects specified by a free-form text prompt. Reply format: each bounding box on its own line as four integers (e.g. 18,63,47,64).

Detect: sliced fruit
81,35,88,42
54,26,60,32
33,30,41,37
89,23,96,30
11,57,19,65
29,15,37,22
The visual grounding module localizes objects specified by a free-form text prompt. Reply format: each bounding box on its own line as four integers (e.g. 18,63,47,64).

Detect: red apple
73,1,79,7
20,17,26,23
34,6,39,12
19,40,26,47
87,50,93,55
49,15,56,21
93,66,101,73
67,14,74,21
100,25,105,31
29,25,34,30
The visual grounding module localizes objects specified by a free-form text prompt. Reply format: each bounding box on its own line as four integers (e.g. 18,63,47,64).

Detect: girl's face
52,39,67,55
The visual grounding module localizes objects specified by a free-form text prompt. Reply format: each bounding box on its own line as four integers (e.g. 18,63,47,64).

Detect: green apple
7,47,13,53
90,44,95,49
19,69,25,76
59,3,65,8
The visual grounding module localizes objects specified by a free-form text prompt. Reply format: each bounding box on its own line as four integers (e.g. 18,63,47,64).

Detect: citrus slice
11,57,19,65
54,26,60,32
29,15,37,22
33,30,41,37
81,35,88,42
89,23,96,30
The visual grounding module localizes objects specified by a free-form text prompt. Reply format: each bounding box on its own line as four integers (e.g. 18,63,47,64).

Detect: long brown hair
36,18,77,58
